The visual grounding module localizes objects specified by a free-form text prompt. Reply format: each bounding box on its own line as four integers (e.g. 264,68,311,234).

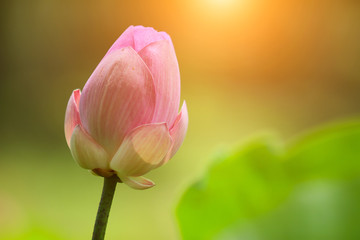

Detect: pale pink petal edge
64,89,81,147
70,125,110,170
161,101,188,165
110,123,172,177
119,175,155,190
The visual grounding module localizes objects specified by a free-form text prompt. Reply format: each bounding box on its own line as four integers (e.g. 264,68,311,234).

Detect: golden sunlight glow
203,0,240,15
207,0,237,9
190,0,253,23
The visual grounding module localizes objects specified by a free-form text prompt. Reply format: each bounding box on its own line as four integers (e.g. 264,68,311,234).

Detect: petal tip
73,89,81,107
120,175,155,190
65,90,82,147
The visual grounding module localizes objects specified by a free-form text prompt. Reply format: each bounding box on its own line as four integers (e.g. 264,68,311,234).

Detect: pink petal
132,27,171,52
106,26,135,55
109,123,172,177
138,40,180,127
107,26,172,55
119,175,155,190
161,101,189,165
64,89,81,147
80,47,156,155
70,125,110,170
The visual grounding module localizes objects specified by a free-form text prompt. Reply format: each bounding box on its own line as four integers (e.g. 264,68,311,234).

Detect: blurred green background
0,0,360,239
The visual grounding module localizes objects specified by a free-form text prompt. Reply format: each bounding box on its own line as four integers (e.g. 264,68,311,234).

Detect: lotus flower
64,26,188,189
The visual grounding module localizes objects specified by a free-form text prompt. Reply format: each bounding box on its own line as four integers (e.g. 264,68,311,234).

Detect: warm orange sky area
77,0,359,81
1,0,360,144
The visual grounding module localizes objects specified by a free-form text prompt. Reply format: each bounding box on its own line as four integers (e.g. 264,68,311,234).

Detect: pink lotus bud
64,26,188,189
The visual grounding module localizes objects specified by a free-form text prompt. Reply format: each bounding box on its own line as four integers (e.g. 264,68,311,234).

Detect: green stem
92,175,118,240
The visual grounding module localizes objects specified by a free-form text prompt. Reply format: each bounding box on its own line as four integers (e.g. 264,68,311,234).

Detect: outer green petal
110,123,172,177
70,125,110,170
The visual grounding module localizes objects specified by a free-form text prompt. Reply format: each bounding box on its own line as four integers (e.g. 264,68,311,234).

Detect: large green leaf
285,120,360,180
176,120,360,240
216,179,360,240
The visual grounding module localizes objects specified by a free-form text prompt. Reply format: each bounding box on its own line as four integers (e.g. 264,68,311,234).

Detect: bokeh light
0,0,359,239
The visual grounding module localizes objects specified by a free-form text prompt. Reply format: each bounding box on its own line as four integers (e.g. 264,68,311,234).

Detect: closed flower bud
64,26,188,189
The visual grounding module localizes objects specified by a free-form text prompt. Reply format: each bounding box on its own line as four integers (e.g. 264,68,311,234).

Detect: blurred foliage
1,1,360,239
176,120,360,240
2,224,64,240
